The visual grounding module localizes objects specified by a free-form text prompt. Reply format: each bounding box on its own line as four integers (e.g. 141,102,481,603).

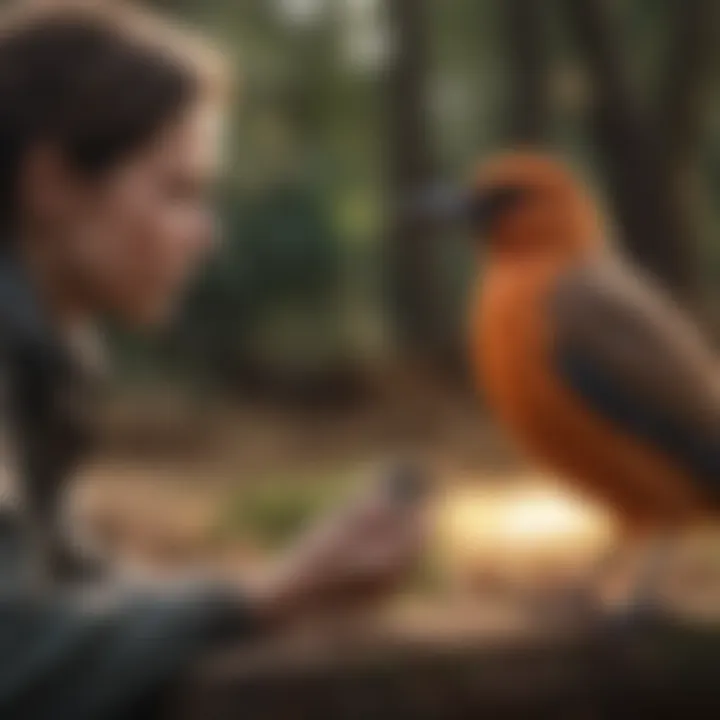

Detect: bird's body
468,153,719,536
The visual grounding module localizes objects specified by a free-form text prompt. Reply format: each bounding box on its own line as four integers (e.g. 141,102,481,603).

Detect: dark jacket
0,256,256,719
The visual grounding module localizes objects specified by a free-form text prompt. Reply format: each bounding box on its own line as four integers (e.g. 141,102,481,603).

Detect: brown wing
550,256,719,491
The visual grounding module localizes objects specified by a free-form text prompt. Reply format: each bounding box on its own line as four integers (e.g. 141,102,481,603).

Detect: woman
0,3,423,718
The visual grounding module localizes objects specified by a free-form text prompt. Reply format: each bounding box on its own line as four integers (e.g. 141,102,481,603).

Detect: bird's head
415,152,606,261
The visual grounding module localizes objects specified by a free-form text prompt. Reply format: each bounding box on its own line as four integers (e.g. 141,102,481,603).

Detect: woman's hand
247,463,429,627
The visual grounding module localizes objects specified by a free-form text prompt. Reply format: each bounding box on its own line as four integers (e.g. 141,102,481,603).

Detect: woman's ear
18,143,83,231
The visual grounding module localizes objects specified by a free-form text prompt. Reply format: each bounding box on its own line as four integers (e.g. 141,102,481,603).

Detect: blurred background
78,0,719,620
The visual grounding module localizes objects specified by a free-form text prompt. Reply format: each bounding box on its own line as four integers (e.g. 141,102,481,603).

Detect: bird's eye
471,185,529,231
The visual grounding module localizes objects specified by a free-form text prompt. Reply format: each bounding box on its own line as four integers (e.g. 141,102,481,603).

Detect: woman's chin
115,298,178,331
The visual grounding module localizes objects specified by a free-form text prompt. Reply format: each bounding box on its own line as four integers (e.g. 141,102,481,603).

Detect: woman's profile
0,3,423,718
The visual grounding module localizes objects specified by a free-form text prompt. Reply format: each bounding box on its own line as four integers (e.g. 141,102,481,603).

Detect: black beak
407,183,527,236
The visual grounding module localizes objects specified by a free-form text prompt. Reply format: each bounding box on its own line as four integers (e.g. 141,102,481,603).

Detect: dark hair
0,1,225,234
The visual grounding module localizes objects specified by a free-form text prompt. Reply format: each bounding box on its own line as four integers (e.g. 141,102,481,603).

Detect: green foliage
234,183,340,302
125,0,720,392
215,469,353,549
169,180,347,383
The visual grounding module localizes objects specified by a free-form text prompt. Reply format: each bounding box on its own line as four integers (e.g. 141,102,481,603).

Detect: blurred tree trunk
562,0,719,309
657,0,719,305
503,0,551,143
384,0,448,372
661,0,718,181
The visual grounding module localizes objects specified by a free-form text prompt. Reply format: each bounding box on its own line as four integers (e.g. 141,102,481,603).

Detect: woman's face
44,105,223,327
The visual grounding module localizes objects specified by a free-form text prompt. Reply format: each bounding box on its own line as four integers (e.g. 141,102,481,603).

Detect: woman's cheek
136,210,205,320
165,206,215,285
89,197,212,326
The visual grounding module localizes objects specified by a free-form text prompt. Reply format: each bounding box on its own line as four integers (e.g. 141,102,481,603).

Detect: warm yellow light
498,489,602,544
436,478,614,570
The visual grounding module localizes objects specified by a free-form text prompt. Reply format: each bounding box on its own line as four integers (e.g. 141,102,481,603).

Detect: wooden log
169,613,720,719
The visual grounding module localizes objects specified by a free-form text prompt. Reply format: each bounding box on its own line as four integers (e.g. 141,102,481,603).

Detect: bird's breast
470,259,708,525
472,260,558,433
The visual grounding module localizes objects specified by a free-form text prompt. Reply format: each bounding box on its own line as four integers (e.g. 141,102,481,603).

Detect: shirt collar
0,251,106,384
0,251,71,374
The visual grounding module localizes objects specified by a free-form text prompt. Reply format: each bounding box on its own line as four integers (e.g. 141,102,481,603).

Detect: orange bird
419,152,719,606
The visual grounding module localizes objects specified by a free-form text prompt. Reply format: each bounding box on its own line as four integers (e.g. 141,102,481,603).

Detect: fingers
261,462,431,620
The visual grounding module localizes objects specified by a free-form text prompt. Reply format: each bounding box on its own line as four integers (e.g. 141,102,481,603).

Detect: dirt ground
78,381,520,563
74,383,720,622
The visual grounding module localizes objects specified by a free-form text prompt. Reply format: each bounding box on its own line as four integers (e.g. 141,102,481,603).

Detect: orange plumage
468,153,718,533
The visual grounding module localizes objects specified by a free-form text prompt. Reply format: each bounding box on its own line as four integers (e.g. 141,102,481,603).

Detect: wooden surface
170,607,720,719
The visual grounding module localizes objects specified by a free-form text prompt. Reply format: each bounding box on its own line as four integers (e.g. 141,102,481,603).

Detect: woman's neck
16,231,95,337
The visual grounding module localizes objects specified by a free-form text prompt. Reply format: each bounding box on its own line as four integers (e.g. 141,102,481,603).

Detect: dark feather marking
555,345,720,499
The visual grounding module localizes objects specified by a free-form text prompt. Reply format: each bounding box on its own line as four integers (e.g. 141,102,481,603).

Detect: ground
75,383,720,621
